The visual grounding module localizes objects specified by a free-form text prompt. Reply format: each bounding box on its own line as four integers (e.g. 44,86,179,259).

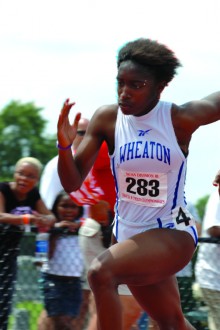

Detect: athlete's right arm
57,101,116,193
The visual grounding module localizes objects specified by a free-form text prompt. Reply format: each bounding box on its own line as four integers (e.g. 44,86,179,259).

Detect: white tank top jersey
110,101,198,243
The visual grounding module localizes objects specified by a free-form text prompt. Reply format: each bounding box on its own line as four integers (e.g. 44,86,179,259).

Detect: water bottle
35,232,49,264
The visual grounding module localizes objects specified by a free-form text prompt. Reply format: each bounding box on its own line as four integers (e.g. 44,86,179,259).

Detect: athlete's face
117,60,165,117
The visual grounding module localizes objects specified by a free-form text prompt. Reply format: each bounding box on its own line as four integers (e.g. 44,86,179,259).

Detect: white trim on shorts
113,216,198,246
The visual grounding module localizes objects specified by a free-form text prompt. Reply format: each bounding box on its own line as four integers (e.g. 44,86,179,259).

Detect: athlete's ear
157,81,167,97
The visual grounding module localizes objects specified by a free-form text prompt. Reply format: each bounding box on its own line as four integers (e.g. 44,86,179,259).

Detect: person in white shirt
195,190,220,330
39,118,89,209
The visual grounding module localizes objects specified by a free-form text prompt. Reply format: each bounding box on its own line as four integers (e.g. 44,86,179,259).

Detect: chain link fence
1,230,219,330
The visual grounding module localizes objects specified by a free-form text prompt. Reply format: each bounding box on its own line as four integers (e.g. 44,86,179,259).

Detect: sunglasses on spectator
77,130,86,136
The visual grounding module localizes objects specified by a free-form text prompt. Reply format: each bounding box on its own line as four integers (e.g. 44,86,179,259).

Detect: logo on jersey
119,140,171,165
138,129,152,136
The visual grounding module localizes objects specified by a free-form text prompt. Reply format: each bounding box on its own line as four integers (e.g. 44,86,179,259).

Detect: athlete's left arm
171,92,220,154
180,91,220,132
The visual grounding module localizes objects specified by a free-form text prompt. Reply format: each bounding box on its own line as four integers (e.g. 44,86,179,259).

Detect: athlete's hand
57,99,81,148
213,169,220,196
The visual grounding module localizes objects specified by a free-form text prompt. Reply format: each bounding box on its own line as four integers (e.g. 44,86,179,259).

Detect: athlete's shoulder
94,103,118,118
91,104,118,130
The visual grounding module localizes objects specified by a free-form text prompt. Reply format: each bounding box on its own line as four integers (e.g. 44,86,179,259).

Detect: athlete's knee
88,256,115,291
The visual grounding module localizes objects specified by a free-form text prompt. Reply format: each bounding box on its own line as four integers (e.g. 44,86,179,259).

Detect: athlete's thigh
96,228,195,286
128,275,182,320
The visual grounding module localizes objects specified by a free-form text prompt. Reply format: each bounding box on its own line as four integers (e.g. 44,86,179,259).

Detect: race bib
118,169,167,207
172,206,196,229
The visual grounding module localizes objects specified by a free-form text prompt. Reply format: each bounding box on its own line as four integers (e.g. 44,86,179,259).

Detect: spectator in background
195,190,220,330
39,191,84,330
213,169,220,195
176,202,201,314
39,117,91,329
91,141,116,219
39,117,90,210
0,157,55,330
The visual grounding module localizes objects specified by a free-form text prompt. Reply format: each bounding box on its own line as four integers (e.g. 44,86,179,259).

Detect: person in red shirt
92,141,116,216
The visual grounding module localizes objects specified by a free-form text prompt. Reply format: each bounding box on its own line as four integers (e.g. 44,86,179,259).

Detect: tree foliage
195,194,210,220
0,100,57,180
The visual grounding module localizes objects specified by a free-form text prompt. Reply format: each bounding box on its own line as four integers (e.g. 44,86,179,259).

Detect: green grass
9,301,43,330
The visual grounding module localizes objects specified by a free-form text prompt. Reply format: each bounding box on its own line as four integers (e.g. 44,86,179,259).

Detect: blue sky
0,0,220,203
